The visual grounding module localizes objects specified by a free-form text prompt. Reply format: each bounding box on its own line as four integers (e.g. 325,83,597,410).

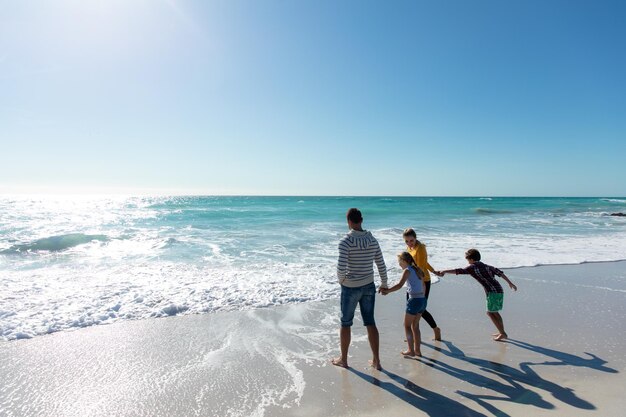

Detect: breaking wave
1,233,109,253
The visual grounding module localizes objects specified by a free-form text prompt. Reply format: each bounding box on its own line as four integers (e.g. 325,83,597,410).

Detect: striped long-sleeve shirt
337,230,388,288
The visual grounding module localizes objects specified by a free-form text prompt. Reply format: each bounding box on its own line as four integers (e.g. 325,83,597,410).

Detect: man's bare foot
494,333,508,341
401,350,416,357
492,333,499,336
415,350,422,357
331,358,348,368
368,359,382,370
433,327,442,341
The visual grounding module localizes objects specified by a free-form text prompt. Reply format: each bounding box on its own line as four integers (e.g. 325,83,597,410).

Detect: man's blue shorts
340,282,376,327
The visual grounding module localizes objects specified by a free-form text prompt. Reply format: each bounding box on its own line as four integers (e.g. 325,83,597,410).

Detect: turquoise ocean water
1,196,625,340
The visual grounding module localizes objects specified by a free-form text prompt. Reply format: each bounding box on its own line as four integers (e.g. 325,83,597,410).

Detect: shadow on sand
349,367,488,417
346,338,612,416
419,340,598,416
504,339,618,374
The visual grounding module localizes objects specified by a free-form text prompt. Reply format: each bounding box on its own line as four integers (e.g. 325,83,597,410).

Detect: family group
332,208,518,370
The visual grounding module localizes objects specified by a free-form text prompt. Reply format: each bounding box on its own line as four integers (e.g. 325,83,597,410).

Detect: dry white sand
1,261,625,416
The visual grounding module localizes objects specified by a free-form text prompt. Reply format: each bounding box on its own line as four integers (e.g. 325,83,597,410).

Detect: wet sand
1,261,625,416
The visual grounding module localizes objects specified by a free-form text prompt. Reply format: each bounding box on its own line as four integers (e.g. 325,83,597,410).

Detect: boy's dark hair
402,228,417,238
465,249,481,261
346,208,363,224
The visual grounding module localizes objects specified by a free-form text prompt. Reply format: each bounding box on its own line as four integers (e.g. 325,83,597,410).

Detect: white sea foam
0,258,340,340
4,228,626,341
374,229,626,270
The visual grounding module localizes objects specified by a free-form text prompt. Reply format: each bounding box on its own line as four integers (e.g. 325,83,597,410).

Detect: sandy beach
1,261,625,417
4,1,625,415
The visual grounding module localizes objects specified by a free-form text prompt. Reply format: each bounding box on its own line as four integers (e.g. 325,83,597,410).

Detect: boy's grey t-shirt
337,229,388,288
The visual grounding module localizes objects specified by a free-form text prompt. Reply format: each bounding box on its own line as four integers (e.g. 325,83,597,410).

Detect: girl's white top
406,266,425,298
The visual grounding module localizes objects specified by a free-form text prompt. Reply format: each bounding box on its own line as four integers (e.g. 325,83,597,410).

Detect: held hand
434,271,444,277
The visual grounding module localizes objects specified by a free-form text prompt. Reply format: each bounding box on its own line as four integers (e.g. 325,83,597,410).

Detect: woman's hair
465,248,481,261
402,228,422,245
398,251,417,268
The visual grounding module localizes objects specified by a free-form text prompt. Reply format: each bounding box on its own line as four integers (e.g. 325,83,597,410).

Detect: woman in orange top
402,228,441,341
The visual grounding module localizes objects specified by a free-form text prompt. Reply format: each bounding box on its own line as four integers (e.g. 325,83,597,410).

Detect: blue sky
1,0,625,196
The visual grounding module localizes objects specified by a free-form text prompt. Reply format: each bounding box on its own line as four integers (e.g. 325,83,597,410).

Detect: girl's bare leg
413,313,423,356
401,313,417,356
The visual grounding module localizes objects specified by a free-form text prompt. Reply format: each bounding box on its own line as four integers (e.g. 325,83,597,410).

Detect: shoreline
2,261,625,416
3,259,626,342
501,258,626,270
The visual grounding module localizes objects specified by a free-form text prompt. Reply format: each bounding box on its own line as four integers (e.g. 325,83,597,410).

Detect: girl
383,252,427,357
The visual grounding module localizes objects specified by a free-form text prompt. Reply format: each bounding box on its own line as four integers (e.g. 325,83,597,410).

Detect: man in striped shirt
332,208,388,370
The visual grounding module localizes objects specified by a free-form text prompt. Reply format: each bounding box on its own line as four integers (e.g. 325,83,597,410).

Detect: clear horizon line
1,192,624,199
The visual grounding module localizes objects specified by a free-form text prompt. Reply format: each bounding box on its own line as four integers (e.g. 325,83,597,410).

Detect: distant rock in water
1,233,109,253
474,208,515,215
610,212,626,217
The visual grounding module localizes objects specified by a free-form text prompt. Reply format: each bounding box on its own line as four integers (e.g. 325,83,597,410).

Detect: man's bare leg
366,325,382,370
332,326,351,368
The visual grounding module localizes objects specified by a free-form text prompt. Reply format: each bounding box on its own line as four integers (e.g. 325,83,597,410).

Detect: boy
438,249,517,341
